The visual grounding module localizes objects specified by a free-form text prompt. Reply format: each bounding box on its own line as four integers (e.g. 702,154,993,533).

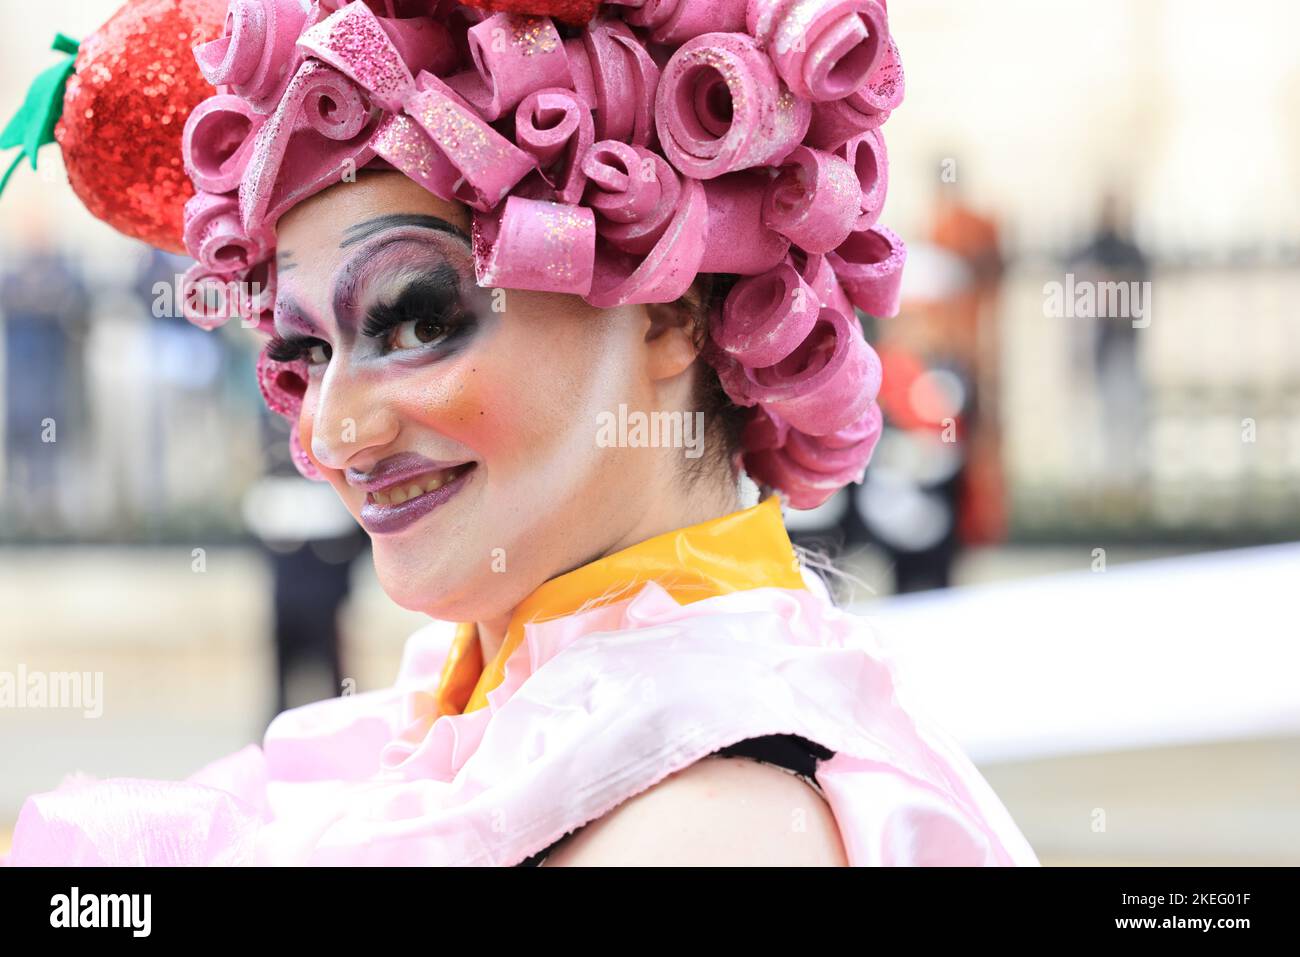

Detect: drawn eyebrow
276,249,298,274
332,219,474,324
340,213,471,248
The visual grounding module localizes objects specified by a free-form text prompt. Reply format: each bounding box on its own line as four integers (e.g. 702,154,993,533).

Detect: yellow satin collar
434,495,805,717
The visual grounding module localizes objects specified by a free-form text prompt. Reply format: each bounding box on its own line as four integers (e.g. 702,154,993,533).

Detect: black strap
515,733,835,866
712,732,834,779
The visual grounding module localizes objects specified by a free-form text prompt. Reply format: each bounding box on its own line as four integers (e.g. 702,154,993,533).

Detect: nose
308,357,400,472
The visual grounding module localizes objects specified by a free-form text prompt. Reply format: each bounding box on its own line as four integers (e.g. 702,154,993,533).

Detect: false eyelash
360,273,464,340
265,333,324,363
359,307,472,348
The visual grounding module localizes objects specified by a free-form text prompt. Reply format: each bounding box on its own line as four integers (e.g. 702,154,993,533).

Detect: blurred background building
1,0,1298,865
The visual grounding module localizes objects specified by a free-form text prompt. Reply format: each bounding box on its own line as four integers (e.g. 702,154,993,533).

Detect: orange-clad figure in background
928,170,1008,546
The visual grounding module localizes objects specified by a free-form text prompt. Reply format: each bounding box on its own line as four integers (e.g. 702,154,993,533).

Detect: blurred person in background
928,165,1008,547
861,241,976,593
788,165,1008,595
1067,191,1151,496
129,246,224,534
243,407,368,725
0,210,88,535
838,167,1008,595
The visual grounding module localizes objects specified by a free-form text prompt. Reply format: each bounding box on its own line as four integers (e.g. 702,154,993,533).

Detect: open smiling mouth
359,462,477,534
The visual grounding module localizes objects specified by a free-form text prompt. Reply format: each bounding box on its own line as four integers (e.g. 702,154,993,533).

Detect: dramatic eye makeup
357,262,476,355
266,331,329,364
265,219,481,367
265,266,474,364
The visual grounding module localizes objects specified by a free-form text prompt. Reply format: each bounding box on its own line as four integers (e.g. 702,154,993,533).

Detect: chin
369,547,492,624
372,549,448,615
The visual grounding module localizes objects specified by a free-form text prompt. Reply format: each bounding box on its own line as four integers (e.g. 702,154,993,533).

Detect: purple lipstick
349,452,477,535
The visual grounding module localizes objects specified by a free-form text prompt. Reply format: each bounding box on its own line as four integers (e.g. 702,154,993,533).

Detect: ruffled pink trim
5,582,1039,867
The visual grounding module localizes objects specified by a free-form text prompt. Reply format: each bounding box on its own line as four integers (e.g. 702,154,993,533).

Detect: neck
474,477,744,665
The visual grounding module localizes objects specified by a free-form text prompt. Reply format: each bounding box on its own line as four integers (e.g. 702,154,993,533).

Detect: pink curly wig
181,0,907,508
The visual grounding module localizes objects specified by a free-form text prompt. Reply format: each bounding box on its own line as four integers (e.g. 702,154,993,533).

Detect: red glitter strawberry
0,0,225,253
463,0,603,27
57,0,228,252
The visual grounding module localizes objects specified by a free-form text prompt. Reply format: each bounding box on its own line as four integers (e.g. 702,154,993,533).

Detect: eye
266,334,332,366
389,316,452,351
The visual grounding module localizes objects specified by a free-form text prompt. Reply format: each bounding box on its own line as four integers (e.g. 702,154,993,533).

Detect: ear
643,297,700,382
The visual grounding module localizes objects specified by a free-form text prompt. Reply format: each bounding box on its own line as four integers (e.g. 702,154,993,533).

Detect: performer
2,0,1039,865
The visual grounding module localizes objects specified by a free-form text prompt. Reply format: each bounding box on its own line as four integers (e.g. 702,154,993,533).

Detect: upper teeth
369,467,463,506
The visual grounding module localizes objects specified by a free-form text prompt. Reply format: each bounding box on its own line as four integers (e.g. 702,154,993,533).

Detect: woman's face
273,171,702,622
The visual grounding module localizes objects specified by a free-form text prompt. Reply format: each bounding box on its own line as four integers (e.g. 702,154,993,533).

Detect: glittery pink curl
370,113,462,202
181,262,240,331
785,401,882,474
564,19,661,147
825,223,906,318
793,247,856,320
405,71,537,210
804,32,904,149
699,170,790,274
183,189,269,275
582,141,679,254
195,0,309,112
840,126,888,231
243,256,278,317
711,261,819,367
180,254,275,332
297,4,410,107
444,13,571,121
515,88,594,204
587,176,708,307
743,402,883,508
714,304,881,436
238,59,379,236
183,95,266,195
256,346,323,481
472,195,596,295
747,0,889,102
846,27,904,115
180,0,910,507
655,31,811,179
256,347,307,420
762,145,859,253
620,0,749,44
